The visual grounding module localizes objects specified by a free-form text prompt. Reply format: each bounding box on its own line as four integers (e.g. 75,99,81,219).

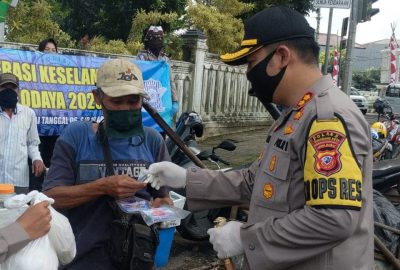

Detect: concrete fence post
181,29,208,113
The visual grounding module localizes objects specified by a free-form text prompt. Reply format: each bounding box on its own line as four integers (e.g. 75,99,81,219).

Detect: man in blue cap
146,6,373,270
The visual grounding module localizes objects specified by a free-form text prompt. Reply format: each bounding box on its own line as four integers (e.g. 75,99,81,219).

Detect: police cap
220,6,315,66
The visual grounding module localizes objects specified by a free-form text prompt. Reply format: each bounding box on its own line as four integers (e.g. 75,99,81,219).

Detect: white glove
207,221,244,259
147,161,187,190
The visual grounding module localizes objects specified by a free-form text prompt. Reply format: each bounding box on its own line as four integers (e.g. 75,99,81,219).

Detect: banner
0,48,173,135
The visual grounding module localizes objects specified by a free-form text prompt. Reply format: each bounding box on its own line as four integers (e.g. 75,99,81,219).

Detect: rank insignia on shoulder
295,92,313,110
269,155,277,172
284,123,294,135
263,183,274,199
294,107,304,121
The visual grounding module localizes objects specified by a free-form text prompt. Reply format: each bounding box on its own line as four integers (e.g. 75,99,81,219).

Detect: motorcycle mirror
216,140,236,151
197,149,213,160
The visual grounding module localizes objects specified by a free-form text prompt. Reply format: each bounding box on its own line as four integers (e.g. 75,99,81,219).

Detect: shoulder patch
304,118,362,210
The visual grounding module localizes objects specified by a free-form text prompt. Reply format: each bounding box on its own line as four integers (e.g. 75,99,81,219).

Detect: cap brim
220,45,263,66
101,84,150,100
0,79,18,87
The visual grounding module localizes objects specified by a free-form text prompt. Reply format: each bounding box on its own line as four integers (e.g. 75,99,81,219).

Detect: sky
306,0,400,44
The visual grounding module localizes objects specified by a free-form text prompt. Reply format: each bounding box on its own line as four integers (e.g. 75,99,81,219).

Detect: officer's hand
147,161,187,190
151,196,173,208
32,160,45,177
101,175,147,198
16,201,51,240
207,221,244,259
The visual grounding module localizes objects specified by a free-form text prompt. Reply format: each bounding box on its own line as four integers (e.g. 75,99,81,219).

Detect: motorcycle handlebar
211,153,230,165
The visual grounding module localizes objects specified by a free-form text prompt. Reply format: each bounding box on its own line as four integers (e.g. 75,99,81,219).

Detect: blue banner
0,48,173,135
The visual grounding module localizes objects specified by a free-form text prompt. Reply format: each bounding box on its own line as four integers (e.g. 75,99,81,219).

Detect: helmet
371,122,387,139
370,128,379,140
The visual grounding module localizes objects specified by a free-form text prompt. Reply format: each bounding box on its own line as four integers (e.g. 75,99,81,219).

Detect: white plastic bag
1,235,58,270
0,191,76,269
48,207,76,265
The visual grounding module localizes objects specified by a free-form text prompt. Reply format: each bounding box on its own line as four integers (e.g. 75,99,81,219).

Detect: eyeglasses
148,26,163,33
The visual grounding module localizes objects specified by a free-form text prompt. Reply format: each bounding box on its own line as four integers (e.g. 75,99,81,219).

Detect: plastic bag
1,235,58,270
140,205,190,226
0,192,76,269
48,207,76,265
373,190,400,255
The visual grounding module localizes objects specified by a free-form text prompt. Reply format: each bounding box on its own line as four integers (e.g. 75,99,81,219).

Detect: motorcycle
371,128,393,162
382,113,400,159
166,112,240,240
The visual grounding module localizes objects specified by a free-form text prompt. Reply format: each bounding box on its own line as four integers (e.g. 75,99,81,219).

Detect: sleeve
240,115,370,270
42,129,78,190
27,109,42,162
0,223,30,263
185,160,259,211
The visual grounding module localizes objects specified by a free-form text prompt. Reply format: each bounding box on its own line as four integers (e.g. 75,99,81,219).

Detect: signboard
313,0,351,9
0,48,174,135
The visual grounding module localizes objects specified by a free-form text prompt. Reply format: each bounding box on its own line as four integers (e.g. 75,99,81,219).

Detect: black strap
97,121,125,218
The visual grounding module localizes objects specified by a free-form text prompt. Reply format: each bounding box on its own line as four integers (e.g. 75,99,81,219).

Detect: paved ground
162,113,379,270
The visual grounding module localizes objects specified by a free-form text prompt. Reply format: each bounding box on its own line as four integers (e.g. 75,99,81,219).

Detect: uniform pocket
254,151,291,212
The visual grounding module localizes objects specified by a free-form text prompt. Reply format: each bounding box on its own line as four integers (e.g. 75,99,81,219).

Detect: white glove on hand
147,161,187,190
207,221,244,259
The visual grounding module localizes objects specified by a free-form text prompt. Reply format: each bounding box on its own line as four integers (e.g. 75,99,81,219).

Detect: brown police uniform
136,50,178,102
185,75,373,270
0,222,30,263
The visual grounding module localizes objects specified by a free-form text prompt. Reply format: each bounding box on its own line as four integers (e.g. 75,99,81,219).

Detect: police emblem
308,130,345,176
263,183,274,199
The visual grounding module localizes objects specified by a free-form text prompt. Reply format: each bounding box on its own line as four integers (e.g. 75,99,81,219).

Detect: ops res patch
304,118,362,210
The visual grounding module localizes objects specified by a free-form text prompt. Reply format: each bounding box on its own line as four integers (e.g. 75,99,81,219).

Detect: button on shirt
0,104,42,187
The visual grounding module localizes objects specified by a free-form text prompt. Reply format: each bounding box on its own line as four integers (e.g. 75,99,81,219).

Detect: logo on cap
118,68,138,82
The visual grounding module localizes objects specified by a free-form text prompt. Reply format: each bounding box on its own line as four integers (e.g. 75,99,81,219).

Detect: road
162,113,379,270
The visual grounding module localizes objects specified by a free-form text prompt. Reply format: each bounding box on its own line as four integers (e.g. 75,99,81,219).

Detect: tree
187,0,254,54
58,0,186,42
6,0,74,48
352,68,380,91
240,0,314,17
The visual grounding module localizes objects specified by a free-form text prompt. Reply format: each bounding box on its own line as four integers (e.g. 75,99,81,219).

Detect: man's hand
207,221,244,259
147,161,187,190
99,175,147,198
151,196,173,208
32,160,45,177
16,201,51,240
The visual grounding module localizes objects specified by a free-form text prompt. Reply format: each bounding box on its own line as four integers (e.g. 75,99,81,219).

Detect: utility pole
316,8,321,42
323,8,333,74
341,0,359,95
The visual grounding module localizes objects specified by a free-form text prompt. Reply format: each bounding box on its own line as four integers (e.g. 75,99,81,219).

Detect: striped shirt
0,104,42,187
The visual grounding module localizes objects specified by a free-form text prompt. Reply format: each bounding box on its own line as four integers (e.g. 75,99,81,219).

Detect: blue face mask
0,88,18,110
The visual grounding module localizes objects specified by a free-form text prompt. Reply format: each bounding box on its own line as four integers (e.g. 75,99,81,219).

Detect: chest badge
263,183,274,199
269,155,277,172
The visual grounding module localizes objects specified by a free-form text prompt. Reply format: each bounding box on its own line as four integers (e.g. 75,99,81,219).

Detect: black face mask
246,50,287,106
146,39,163,56
0,88,18,110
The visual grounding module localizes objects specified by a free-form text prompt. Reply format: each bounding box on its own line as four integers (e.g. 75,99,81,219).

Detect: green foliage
6,0,74,48
89,36,130,54
58,0,187,41
352,68,381,91
240,0,314,16
187,0,254,54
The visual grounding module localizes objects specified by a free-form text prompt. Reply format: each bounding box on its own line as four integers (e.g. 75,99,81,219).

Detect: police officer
137,26,179,126
147,6,373,270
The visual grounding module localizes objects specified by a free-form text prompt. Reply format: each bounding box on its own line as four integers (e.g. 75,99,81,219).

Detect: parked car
350,87,368,115
384,84,400,114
